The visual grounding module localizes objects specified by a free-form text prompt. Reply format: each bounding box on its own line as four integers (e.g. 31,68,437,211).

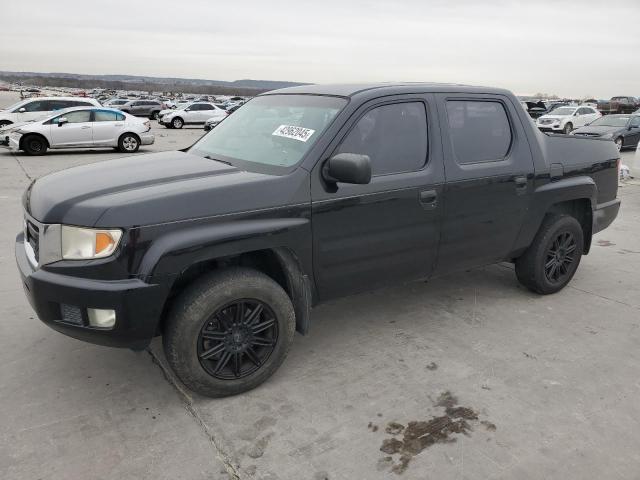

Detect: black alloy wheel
197,299,278,380
544,231,577,284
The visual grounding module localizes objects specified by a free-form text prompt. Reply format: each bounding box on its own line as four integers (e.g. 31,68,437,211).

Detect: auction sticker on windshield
272,125,315,142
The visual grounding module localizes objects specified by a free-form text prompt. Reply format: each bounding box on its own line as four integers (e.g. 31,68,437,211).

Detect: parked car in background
536,105,601,134
0,97,101,129
523,100,571,119
203,113,229,131
15,83,620,397
572,114,640,151
117,100,163,119
597,96,639,115
159,102,227,129
6,107,154,155
103,98,129,108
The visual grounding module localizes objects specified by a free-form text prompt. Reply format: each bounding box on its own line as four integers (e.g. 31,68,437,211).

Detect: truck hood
25,151,304,227
571,125,621,136
538,114,569,121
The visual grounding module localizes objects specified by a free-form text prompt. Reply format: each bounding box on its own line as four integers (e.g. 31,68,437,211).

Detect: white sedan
158,102,227,129
536,105,601,134
7,107,154,155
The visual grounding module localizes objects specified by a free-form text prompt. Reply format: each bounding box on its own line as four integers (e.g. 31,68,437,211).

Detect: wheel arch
141,218,314,337
514,176,596,256
119,131,141,143
19,132,50,150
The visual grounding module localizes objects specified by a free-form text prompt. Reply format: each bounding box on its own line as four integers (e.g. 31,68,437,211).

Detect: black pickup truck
16,83,621,397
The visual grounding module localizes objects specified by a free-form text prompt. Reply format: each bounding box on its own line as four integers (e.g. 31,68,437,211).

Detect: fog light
87,308,116,328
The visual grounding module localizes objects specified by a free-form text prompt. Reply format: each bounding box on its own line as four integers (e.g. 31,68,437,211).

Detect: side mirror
57,117,68,126
18,107,26,113
322,153,372,185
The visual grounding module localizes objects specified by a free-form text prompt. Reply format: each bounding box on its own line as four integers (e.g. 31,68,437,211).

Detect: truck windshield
189,94,347,172
590,116,630,127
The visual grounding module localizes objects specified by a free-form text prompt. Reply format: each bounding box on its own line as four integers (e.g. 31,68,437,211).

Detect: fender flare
140,217,314,334
514,176,597,253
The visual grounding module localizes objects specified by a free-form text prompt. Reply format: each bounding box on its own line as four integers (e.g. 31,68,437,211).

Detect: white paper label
272,125,315,142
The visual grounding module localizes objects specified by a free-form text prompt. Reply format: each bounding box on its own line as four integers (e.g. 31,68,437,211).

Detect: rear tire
118,133,140,153
515,214,584,294
163,267,296,397
22,134,47,156
563,122,573,134
151,111,160,120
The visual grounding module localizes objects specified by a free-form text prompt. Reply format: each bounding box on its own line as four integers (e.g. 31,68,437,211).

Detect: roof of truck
264,82,512,98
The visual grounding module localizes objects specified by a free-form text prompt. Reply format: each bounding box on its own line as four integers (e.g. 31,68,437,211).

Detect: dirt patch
385,422,405,435
481,420,497,431
374,391,493,474
434,391,458,409
426,362,438,371
597,240,615,247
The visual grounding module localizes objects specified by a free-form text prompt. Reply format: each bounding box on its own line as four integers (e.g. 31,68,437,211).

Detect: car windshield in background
3,100,27,111
549,107,575,116
590,116,630,127
189,94,347,172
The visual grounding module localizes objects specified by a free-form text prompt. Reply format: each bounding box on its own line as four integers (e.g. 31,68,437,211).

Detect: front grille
26,219,39,263
60,304,84,326
573,132,600,137
539,119,555,125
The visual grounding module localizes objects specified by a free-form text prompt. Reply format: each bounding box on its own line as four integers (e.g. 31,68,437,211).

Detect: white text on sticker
272,125,315,142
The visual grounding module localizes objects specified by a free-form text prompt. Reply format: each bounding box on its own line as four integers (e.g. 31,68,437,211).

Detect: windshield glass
189,95,347,172
590,116,630,127
548,107,576,116
3,99,28,112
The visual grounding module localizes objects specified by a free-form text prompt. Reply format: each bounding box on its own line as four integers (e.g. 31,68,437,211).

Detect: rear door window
336,102,428,176
93,110,119,122
445,100,512,164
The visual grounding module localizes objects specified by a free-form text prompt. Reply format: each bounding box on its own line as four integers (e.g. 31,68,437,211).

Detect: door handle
419,189,438,208
81,125,91,129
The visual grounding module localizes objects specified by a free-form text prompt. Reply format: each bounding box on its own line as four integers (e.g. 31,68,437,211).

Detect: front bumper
140,133,155,145
538,125,563,132
8,134,21,151
593,198,621,235
15,232,169,350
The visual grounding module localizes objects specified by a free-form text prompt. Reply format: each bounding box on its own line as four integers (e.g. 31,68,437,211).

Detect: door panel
434,94,535,274
311,95,444,300
49,111,93,147
92,122,119,144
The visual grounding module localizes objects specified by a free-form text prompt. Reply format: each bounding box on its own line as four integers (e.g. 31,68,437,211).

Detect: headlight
61,226,122,260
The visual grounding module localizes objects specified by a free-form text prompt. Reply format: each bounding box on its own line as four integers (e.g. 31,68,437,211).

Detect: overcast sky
1,0,638,98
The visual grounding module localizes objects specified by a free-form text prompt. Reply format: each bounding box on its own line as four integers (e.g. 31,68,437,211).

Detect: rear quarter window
445,100,512,164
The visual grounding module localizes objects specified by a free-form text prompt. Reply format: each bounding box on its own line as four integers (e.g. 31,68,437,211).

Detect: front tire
171,117,184,129
163,267,296,397
118,133,140,153
515,214,584,294
22,134,47,155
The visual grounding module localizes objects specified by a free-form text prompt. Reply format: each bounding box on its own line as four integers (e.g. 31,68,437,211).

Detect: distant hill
0,71,309,95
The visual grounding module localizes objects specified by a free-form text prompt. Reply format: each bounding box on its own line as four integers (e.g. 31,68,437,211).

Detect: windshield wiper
204,155,233,166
